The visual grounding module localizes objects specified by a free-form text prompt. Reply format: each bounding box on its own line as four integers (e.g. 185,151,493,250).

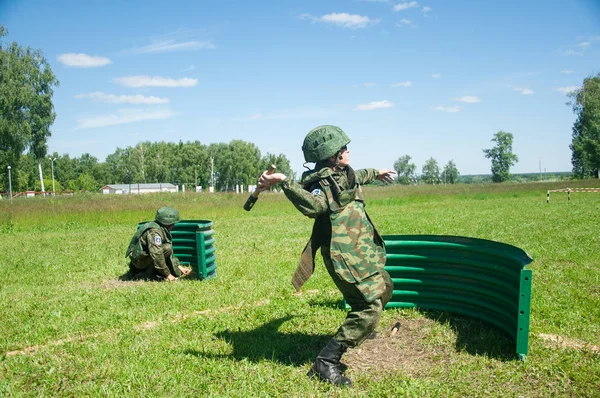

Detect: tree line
1,141,295,193
393,130,519,185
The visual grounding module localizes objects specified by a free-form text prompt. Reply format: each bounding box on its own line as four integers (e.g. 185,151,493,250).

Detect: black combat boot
307,339,353,387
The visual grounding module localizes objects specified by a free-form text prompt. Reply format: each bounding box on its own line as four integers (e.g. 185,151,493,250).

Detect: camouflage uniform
125,207,183,281
280,164,393,347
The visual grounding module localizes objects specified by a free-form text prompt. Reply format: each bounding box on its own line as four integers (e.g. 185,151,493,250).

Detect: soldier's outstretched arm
279,180,328,218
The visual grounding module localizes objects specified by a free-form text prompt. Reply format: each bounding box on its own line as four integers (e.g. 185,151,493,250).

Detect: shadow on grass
420,310,517,361
184,316,330,367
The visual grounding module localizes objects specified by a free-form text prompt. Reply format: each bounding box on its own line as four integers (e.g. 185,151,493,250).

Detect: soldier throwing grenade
257,125,396,387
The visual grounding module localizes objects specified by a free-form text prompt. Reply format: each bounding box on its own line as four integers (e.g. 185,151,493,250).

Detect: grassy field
1,180,599,397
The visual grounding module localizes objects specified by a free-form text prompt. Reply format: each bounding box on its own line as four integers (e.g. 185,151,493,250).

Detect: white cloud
557,36,599,56
318,12,375,29
130,40,215,54
394,2,419,11
454,96,481,103
180,65,196,72
554,86,580,94
422,6,432,13
75,108,177,129
392,81,412,87
58,53,112,68
354,100,394,111
559,49,584,56
113,75,198,88
513,87,534,95
364,82,376,87
431,73,442,79
560,70,574,74
398,19,412,26
434,106,461,113
75,92,169,105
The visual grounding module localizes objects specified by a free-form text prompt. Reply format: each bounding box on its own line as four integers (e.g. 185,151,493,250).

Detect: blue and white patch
154,235,162,245
311,188,322,196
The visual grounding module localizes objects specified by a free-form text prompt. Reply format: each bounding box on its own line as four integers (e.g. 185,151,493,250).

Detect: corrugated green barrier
138,219,216,280
382,235,533,360
172,220,216,280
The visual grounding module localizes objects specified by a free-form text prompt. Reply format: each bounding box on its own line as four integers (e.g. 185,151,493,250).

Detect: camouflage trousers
129,255,182,280
321,246,393,348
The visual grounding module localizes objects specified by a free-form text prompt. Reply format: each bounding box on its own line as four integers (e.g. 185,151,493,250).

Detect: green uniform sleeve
279,179,329,218
355,168,379,185
147,230,171,277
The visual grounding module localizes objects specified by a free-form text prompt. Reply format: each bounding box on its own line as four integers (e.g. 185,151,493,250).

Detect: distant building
101,183,178,195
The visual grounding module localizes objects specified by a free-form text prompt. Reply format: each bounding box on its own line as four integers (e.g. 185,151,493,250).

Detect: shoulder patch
310,188,322,196
153,235,162,245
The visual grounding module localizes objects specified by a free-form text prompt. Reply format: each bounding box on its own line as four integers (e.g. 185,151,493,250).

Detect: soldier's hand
167,274,177,281
377,169,396,184
258,172,286,189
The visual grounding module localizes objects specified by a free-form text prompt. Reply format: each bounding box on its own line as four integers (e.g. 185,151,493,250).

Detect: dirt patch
344,318,455,378
538,333,600,354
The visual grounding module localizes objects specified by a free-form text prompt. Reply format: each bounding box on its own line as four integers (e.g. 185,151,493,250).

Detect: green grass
1,181,599,397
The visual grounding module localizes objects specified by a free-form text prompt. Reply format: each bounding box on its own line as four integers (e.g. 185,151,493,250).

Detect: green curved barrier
382,235,533,360
138,219,216,280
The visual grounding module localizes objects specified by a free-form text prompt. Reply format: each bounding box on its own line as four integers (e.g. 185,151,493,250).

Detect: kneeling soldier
124,206,190,281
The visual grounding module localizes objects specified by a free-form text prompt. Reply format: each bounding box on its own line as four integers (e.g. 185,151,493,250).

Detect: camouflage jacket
126,222,176,278
280,165,386,301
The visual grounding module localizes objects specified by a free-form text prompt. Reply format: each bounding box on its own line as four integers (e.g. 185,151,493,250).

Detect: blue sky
2,0,599,176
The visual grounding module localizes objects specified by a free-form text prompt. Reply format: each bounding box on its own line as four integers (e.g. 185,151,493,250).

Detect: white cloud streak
130,40,215,54
398,19,412,26
431,73,442,79
394,2,419,11
513,87,534,95
354,100,394,111
554,86,580,94
75,108,177,129
454,96,481,103
434,106,462,113
58,53,112,68
392,81,412,87
422,6,432,13
320,12,375,29
180,65,196,72
300,12,375,29
113,75,198,88
75,92,169,105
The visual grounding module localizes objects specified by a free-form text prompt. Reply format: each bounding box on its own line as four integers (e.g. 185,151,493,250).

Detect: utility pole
49,156,56,195
7,165,12,203
209,156,215,192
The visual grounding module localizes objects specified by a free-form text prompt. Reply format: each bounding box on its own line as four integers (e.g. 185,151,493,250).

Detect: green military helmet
155,206,180,226
302,125,351,163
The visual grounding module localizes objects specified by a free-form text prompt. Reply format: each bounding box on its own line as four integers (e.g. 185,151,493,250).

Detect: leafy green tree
421,157,440,184
483,131,518,183
215,140,262,191
393,155,417,185
442,160,459,184
68,173,97,192
0,27,58,192
569,72,600,178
